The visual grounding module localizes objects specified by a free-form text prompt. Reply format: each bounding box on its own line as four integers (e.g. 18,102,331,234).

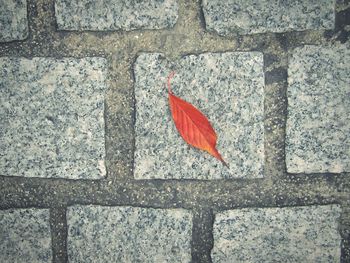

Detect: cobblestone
0,0,28,42
286,44,350,173
212,205,341,263
134,52,264,179
55,0,178,31
0,57,107,179
0,208,52,263
67,205,192,262
202,0,335,36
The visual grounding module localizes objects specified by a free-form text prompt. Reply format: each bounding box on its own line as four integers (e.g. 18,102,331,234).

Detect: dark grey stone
286,44,350,173
0,208,52,263
55,0,178,31
0,0,28,42
134,52,264,179
212,205,341,263
67,205,192,262
202,0,335,36
0,57,107,179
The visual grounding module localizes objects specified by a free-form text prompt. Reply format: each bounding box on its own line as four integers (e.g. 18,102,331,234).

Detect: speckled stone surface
0,208,52,263
0,0,28,42
212,205,341,263
67,205,192,262
202,0,335,36
134,52,264,179
286,45,350,174
55,0,178,31
0,57,107,179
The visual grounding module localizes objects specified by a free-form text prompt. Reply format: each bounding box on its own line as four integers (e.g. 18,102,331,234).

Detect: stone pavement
0,0,349,262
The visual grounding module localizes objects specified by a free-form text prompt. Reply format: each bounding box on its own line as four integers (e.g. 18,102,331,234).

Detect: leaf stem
167,71,175,94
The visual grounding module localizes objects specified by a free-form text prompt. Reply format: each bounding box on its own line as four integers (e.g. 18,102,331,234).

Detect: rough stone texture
0,0,28,42
0,208,52,263
55,0,178,31
202,0,335,36
134,52,264,179
212,205,341,263
1,0,350,262
286,45,350,173
67,205,192,262
0,57,107,179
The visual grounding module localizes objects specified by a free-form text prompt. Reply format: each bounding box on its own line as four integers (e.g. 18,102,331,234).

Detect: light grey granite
67,205,192,263
55,0,178,31
0,208,52,263
0,0,28,42
286,45,350,173
134,52,264,179
212,205,341,263
0,57,107,179
202,0,335,36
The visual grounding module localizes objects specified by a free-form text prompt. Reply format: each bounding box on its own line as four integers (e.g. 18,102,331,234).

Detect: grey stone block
202,0,335,36
55,0,178,31
67,205,192,263
0,57,107,179
0,0,28,42
0,208,52,263
212,205,341,263
286,45,350,173
134,52,264,179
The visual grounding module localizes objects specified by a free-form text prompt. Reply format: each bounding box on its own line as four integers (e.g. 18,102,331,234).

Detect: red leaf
167,71,228,167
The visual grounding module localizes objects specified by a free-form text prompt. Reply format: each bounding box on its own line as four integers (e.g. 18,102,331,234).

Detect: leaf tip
222,159,229,168
212,148,229,168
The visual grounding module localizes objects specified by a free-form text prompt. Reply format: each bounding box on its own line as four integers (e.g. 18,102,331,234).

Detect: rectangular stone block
286,45,350,173
55,0,178,31
212,205,341,263
0,57,107,179
134,52,264,179
0,208,52,263
67,205,192,262
0,0,28,42
202,0,335,36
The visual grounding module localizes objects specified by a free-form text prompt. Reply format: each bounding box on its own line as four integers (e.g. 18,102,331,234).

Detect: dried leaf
167,71,228,167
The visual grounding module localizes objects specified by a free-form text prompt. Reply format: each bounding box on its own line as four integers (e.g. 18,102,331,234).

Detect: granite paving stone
202,0,335,36
134,52,264,179
55,0,178,31
0,0,28,42
286,44,350,173
67,205,192,263
0,57,107,179
0,208,52,263
212,205,341,263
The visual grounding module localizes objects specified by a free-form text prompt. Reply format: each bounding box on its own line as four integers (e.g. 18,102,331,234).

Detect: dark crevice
265,66,288,85
198,0,207,32
130,54,138,181
325,5,350,43
191,208,214,263
50,208,68,263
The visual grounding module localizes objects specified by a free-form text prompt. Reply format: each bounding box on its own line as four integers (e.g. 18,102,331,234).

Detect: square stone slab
286,45,350,173
0,208,52,263
67,205,192,262
55,0,178,31
0,57,107,179
0,0,28,42
134,52,264,179
212,205,341,263
202,0,335,36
